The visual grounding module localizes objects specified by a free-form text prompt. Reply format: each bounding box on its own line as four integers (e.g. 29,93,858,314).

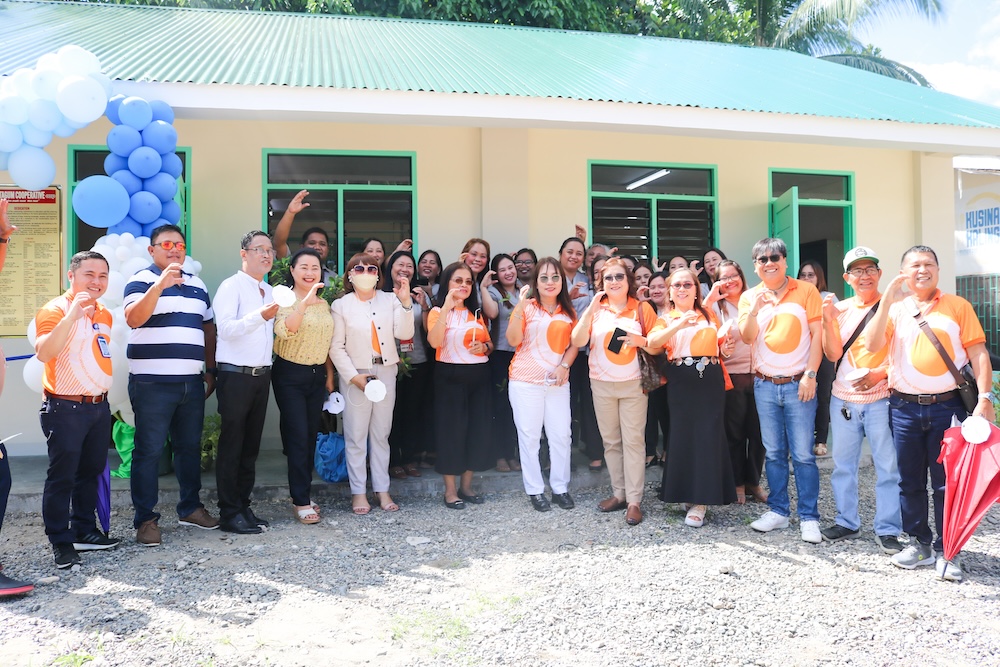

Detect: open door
770,186,799,274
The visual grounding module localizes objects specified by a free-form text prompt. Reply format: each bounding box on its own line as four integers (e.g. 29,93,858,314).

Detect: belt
218,363,271,377
755,372,804,385
371,356,384,365
44,391,107,404
891,389,958,406
671,356,720,367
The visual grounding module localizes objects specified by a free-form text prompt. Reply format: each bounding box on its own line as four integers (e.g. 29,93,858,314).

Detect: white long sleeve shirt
213,270,274,367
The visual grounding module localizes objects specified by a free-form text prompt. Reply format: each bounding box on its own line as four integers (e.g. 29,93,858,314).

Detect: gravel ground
2,466,1000,667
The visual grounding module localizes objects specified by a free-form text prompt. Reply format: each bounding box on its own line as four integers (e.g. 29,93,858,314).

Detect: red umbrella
938,418,1000,562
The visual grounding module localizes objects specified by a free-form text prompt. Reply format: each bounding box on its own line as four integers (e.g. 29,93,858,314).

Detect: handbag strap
910,300,969,387
833,300,879,374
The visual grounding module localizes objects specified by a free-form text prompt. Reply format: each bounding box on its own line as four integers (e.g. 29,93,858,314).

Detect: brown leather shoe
597,496,627,512
625,504,643,525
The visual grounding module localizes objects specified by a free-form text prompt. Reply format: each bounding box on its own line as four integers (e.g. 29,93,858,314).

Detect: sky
857,0,1000,107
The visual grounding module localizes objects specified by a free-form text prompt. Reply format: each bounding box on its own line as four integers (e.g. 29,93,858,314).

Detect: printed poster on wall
0,186,62,337
956,171,1000,275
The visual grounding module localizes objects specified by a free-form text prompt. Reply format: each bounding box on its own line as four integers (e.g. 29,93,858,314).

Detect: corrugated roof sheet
2,0,999,128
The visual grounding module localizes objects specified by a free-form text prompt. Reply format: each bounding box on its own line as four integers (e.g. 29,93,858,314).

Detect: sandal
509,459,521,472
496,459,511,473
294,504,320,525
747,485,769,503
404,463,421,478
389,466,408,480
735,485,746,505
813,442,828,457
351,495,371,515
588,460,603,472
375,492,400,512
685,504,707,528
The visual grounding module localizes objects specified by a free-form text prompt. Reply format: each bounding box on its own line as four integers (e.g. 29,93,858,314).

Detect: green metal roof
2,0,999,129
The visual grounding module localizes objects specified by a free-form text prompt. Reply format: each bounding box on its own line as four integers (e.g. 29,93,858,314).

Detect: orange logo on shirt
602,331,636,365
546,320,572,354
463,327,488,354
690,328,719,357
909,327,955,378
764,313,802,355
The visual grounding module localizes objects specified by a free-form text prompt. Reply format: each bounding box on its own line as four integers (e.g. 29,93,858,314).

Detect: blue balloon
149,100,175,124
0,152,8,171
111,169,143,196
52,120,76,138
106,94,127,125
109,218,143,236
129,191,162,224
160,152,183,179
20,123,52,148
28,99,62,132
118,97,152,131
8,146,55,191
72,175,131,229
127,146,162,179
143,172,177,202
141,120,177,155
107,125,142,158
104,153,129,176
160,199,182,225
0,122,22,153
142,219,170,238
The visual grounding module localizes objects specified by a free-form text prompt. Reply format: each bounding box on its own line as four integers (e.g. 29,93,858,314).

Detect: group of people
0,188,995,592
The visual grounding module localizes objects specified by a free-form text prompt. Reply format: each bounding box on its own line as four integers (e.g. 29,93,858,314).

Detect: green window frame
261,149,417,273
67,144,193,254
588,160,718,264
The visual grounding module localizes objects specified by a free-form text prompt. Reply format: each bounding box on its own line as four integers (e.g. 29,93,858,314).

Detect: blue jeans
829,396,901,535
129,376,206,528
754,378,819,521
889,394,966,552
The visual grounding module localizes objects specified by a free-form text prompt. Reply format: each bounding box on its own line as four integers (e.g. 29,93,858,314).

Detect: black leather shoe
245,508,269,527
457,490,484,504
551,492,575,510
529,494,551,512
220,513,263,535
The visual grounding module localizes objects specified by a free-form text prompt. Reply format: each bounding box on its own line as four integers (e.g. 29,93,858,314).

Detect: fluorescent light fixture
626,169,670,191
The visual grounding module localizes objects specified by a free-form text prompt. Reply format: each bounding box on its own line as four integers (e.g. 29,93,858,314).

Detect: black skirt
658,361,736,505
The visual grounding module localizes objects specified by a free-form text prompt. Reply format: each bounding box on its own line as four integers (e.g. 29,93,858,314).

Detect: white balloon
27,99,62,131
9,69,36,102
134,236,150,250
26,318,37,346
104,233,121,247
103,271,126,307
91,244,119,271
111,318,129,347
182,256,195,273
117,404,135,427
36,53,62,72
89,72,114,99
107,340,129,406
120,256,149,279
93,235,109,246
31,68,65,102
56,75,107,125
191,260,203,275
118,232,135,247
22,355,44,393
272,285,296,308
0,95,29,126
115,246,131,262
57,46,102,76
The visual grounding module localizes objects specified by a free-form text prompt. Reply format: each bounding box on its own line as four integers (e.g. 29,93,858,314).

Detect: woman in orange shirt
648,267,737,528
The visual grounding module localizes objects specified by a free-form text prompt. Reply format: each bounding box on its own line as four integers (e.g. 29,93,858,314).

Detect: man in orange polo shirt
35,250,121,569
866,245,994,581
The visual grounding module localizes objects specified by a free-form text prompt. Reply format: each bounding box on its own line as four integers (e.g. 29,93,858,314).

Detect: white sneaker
936,556,963,582
800,520,822,544
751,511,789,533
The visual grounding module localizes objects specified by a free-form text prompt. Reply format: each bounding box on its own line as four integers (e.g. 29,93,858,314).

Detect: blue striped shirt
124,265,214,380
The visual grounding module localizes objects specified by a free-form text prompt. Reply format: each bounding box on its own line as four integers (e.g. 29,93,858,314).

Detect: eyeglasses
514,259,535,266
451,278,474,286
719,275,740,284
755,254,783,265
352,265,379,275
538,274,560,284
671,281,696,290
603,273,627,283
247,247,276,257
153,241,186,251
848,266,880,277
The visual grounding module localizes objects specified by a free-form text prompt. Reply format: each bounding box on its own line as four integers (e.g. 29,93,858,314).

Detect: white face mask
351,273,378,291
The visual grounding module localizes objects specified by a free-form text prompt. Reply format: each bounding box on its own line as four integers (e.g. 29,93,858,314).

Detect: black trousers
724,373,765,487
644,384,669,459
390,361,431,467
433,362,492,475
39,397,111,544
814,357,835,444
569,354,603,461
215,369,271,521
489,350,517,460
271,357,327,507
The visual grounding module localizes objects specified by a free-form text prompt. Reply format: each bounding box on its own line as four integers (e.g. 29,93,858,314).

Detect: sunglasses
538,274,560,283
451,278,474,286
671,281,696,290
603,273,628,283
352,265,379,274
153,240,186,251
755,254,783,265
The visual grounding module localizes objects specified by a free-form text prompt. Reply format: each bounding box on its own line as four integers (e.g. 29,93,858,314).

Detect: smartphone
607,327,628,354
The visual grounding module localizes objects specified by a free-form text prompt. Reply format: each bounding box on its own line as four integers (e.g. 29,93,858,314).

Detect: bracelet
979,393,994,401
749,311,758,317
401,304,413,312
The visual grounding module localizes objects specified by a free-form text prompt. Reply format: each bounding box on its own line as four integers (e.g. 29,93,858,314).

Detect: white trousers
508,380,572,495
340,364,398,495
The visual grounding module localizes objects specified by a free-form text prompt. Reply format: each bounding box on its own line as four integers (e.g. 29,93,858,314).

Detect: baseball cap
843,246,879,271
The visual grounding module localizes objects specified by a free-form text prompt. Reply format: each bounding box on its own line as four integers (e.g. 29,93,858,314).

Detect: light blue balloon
109,218,143,236
104,153,129,176
106,94,127,125
111,169,143,196
52,120,76,138
8,146,55,190
20,123,52,148
160,199,182,225
107,125,142,158
129,191,162,224
160,152,183,179
0,122,22,152
27,99,62,132
0,152,8,171
127,146,161,179
149,100,175,124
141,120,178,155
142,219,170,238
118,97,152,131
72,175,131,229
143,172,177,202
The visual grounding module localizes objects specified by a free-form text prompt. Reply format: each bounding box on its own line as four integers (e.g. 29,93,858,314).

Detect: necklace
768,277,788,295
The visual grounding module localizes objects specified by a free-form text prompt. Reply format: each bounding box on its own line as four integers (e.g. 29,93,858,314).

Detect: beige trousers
591,378,648,504
340,363,398,495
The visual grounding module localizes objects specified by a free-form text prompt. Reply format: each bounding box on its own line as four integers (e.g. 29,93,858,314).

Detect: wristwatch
0,237,8,244
559,362,570,370
804,370,817,379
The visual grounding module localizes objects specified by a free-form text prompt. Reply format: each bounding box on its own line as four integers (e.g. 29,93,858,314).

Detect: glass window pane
591,197,651,260
592,165,712,196
267,189,339,271
268,154,411,186
655,201,714,264
343,191,413,259
772,172,848,201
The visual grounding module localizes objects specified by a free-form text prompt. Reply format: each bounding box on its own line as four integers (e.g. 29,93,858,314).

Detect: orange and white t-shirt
885,291,985,395
35,292,113,396
427,306,490,365
738,277,821,377
830,297,889,403
657,309,722,361
508,302,575,385
586,297,658,382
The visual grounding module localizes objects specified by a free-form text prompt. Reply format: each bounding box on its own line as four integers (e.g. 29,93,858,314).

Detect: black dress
658,361,737,505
